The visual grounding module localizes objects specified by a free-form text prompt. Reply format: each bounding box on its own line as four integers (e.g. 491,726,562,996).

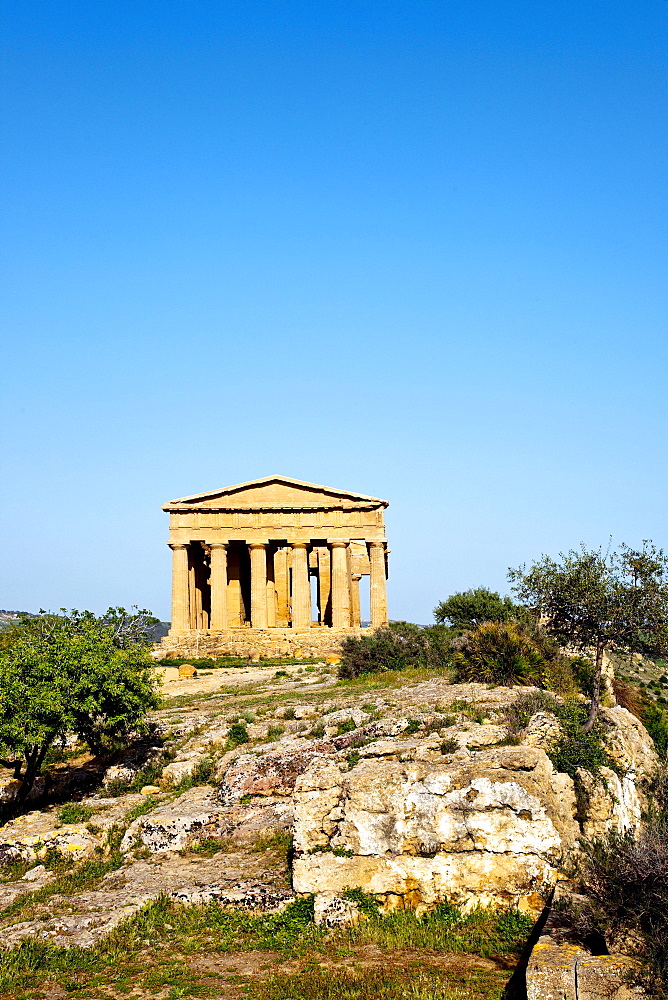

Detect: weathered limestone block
523,712,563,751
292,749,579,915
576,766,644,840
576,956,644,1000
0,823,98,866
120,786,292,853
161,752,207,786
313,893,363,927
322,708,371,730
219,743,336,800
0,865,55,908
600,707,659,778
526,940,582,1000
0,852,295,949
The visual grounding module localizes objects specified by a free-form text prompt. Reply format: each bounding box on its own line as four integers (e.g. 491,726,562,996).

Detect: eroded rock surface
0,850,294,949
0,664,660,951
292,748,579,915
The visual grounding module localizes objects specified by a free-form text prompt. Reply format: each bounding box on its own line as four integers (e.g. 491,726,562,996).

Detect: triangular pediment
163,476,388,511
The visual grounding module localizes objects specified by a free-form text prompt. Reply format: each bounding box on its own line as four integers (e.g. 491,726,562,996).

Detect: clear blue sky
1,1,666,624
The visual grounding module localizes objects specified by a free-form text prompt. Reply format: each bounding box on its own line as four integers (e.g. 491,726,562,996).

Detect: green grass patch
0,893,529,999
55,802,95,826
245,966,510,1000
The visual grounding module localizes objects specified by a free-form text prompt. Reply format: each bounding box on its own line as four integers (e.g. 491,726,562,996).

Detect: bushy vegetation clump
450,618,593,695
0,608,159,802
577,775,668,993
338,622,452,679
505,691,612,781
451,621,545,686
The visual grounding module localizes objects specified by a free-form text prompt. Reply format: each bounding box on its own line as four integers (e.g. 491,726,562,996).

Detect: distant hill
0,610,32,632
0,612,170,641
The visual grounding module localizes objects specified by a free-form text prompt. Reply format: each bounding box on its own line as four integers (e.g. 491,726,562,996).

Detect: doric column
316,546,332,625
290,542,311,629
273,545,290,625
329,540,351,628
266,549,277,627
369,541,388,626
350,573,362,628
209,542,228,630
168,542,190,631
248,542,268,629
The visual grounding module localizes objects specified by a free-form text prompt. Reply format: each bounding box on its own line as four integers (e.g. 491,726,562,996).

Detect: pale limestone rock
292,748,579,916
220,743,335,800
576,955,644,1000
0,851,294,949
523,712,563,751
599,707,659,778
313,893,362,926
322,708,371,728
526,940,582,1000
0,865,55,908
161,753,206,786
120,786,292,854
576,766,644,839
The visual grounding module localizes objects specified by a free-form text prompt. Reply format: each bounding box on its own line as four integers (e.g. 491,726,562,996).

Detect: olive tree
509,542,668,731
433,587,522,631
0,608,160,800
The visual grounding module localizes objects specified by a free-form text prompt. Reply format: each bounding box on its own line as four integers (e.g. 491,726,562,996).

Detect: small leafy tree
0,609,160,801
433,588,524,630
509,542,668,732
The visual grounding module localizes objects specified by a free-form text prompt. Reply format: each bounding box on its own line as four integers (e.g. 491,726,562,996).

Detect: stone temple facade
159,476,389,659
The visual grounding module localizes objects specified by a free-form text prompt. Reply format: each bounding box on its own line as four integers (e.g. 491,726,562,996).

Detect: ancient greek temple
161,476,389,658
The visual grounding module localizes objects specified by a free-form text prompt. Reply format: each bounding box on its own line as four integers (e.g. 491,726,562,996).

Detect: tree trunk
16,743,49,804
582,641,605,733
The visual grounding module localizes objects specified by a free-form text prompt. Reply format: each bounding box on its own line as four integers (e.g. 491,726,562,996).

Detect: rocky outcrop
0,669,660,957
525,883,644,1000
121,786,292,854
292,747,579,916
0,850,294,949
290,692,659,919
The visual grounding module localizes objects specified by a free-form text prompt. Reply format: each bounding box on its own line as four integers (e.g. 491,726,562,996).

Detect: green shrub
440,738,458,754
56,803,95,825
504,692,612,781
338,622,449,679
547,701,610,779
504,690,562,733
191,755,216,784
579,803,668,993
105,777,131,797
643,703,668,760
336,719,356,735
267,724,285,741
452,621,546,686
342,886,381,916
434,588,525,630
227,722,249,746
129,760,164,791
